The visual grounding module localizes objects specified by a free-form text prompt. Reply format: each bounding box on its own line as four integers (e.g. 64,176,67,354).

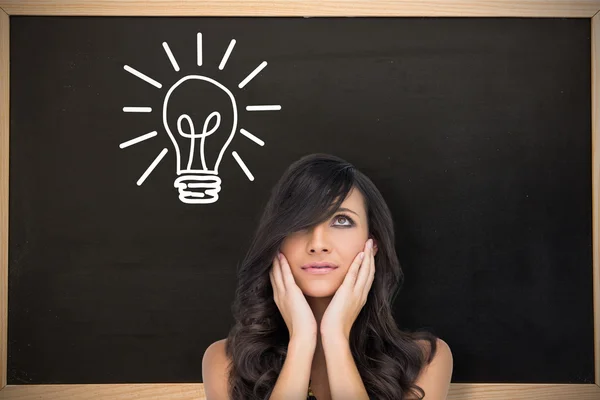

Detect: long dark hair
225,153,438,399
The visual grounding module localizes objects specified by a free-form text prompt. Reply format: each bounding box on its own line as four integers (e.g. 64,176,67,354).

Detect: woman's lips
302,267,337,274
301,261,338,274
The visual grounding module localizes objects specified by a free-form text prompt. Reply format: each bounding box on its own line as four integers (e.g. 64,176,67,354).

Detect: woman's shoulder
415,337,452,364
410,337,453,399
209,338,228,348
204,338,230,363
202,338,232,398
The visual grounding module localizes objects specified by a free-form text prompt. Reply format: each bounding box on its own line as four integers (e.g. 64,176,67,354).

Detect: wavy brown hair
225,153,439,399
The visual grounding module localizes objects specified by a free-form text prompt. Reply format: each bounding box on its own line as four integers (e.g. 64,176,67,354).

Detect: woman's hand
320,238,376,341
270,252,318,341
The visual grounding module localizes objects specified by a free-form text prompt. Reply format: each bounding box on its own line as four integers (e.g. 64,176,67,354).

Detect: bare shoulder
416,337,452,362
410,338,453,400
203,338,230,367
202,338,232,399
205,338,228,356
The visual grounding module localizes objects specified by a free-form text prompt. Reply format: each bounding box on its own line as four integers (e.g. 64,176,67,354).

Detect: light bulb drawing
119,34,281,204
163,75,237,203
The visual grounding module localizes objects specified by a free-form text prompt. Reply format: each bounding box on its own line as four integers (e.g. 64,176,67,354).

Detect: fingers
344,249,365,288
278,252,296,290
351,239,375,303
271,254,285,295
361,241,376,300
354,239,372,290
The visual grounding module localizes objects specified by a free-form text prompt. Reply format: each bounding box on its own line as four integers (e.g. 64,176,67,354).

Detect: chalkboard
8,16,594,384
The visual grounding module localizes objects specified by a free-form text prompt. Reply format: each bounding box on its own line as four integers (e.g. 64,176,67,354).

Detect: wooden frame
0,1,598,399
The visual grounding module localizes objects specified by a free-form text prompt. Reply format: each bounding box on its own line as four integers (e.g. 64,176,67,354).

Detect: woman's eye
333,215,353,227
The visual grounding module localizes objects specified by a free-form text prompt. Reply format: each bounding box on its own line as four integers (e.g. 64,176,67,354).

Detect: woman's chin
301,283,338,298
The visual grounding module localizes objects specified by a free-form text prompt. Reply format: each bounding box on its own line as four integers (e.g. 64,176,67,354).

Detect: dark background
8,16,594,384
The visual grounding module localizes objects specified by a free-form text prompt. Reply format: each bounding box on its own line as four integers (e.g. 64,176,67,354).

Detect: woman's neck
305,295,333,370
305,294,332,329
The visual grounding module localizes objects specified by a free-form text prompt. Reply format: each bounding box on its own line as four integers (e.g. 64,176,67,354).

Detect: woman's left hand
320,238,375,341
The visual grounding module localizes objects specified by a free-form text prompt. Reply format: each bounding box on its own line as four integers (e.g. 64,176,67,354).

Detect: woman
202,153,453,400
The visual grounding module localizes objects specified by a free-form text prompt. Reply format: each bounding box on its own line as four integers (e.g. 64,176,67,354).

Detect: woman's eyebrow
337,207,359,217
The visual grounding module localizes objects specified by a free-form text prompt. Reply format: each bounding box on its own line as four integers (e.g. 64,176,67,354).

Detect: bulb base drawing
174,173,222,204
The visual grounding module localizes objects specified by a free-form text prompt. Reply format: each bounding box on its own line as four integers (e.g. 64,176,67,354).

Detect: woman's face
279,187,377,298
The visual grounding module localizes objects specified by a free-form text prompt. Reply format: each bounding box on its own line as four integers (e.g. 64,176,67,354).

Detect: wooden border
0,1,598,399
1,0,600,17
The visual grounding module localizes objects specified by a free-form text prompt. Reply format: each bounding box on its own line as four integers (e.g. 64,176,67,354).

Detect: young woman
202,153,453,400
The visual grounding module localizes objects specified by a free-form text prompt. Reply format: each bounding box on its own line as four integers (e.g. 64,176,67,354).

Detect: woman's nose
307,225,331,253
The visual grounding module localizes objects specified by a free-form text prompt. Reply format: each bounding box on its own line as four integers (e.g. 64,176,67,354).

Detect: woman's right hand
270,252,318,341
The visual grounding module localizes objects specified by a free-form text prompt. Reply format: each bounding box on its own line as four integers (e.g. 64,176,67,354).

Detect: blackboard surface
8,16,593,384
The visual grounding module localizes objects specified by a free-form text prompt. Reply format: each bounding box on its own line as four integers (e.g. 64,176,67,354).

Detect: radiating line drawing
219,39,236,70
120,131,158,148
238,61,267,89
162,42,180,72
123,65,163,88
120,32,282,204
197,33,203,66
246,105,282,111
232,151,254,181
137,148,168,186
239,128,265,147
123,107,152,112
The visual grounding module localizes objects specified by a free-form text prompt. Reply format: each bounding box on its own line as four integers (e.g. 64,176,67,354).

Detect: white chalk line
137,148,168,186
246,105,281,111
162,42,180,72
238,61,267,89
123,107,152,112
197,33,203,66
232,151,254,181
123,65,162,89
240,128,265,146
119,131,157,148
219,39,236,70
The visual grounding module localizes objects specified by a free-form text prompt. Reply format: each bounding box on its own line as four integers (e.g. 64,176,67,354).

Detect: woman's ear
370,236,378,256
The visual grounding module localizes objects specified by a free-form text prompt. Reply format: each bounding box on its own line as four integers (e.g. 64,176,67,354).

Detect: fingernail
277,252,282,260
367,239,373,249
